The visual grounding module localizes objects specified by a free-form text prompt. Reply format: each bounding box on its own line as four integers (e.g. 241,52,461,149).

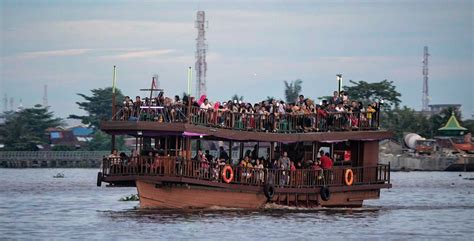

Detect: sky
1,0,473,119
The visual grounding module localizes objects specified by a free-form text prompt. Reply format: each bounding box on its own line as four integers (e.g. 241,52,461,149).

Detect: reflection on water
0,169,473,239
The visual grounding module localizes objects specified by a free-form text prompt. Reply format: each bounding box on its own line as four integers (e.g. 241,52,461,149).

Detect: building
46,125,94,149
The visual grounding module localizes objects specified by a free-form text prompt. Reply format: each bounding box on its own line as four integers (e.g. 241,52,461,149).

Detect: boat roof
100,121,392,142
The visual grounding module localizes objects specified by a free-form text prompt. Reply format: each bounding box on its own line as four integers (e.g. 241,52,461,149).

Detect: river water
0,169,473,240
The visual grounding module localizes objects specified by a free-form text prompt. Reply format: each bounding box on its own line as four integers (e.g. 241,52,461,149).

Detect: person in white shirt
335,102,345,112
200,98,212,109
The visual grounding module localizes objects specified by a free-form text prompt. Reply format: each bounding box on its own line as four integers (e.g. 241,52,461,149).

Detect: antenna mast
9,97,14,111
43,85,48,107
195,11,207,97
422,46,430,111
2,94,7,112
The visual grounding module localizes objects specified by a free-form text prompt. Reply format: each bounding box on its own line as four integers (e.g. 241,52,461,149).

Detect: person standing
218,146,230,164
320,151,334,170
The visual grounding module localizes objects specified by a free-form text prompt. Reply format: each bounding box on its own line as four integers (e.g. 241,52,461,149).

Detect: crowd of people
108,144,336,186
117,90,382,131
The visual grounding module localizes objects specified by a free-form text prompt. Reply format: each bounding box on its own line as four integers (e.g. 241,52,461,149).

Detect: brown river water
0,169,473,240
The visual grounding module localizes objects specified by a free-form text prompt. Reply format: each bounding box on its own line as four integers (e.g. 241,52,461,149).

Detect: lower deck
99,156,391,208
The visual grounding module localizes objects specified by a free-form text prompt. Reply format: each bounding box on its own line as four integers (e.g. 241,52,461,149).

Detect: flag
112,65,117,94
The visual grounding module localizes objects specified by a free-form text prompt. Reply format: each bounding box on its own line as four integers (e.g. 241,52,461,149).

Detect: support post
270,142,275,162
111,135,116,152
112,65,117,120
239,142,244,160
175,136,179,156
229,140,233,164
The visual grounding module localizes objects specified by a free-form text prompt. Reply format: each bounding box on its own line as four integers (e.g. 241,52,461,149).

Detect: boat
97,88,392,209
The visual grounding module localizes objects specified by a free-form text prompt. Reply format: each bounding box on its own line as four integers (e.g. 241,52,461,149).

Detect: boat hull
136,180,268,209
136,180,383,209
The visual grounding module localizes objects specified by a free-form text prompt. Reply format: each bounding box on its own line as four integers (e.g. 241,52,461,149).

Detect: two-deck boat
97,94,392,209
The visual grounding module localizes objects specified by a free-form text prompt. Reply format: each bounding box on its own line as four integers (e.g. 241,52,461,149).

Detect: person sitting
151,153,162,174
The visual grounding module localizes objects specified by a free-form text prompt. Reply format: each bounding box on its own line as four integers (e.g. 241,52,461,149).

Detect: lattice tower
422,46,430,111
43,85,48,107
195,11,207,97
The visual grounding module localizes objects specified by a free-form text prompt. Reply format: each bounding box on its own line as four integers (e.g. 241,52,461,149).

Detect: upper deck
101,103,392,142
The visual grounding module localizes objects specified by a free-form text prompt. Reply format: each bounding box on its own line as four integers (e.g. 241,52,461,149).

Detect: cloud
16,48,92,59
104,49,176,60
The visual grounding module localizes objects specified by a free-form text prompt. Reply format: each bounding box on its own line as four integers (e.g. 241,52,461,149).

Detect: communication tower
9,97,13,111
195,11,208,97
2,94,7,112
43,85,48,107
422,46,430,111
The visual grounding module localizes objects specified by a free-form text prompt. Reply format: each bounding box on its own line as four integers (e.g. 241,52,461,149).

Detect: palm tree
284,79,303,103
231,94,244,102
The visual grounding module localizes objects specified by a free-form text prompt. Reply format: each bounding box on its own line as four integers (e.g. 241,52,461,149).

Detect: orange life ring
222,165,234,183
344,169,354,186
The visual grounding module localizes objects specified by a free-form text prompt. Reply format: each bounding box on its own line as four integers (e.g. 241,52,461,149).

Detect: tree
284,79,303,103
381,106,430,140
69,87,124,128
343,80,401,108
463,119,474,134
85,130,125,151
265,96,275,102
0,105,62,151
231,94,244,102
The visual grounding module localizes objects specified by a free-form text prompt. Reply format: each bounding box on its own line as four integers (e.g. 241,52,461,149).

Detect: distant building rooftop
68,126,94,136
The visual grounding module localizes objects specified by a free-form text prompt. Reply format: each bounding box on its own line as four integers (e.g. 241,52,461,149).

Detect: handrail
110,105,380,133
102,156,390,188
0,151,110,160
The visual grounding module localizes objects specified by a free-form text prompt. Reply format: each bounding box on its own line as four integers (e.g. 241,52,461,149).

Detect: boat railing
0,151,110,160
102,156,390,188
111,104,380,132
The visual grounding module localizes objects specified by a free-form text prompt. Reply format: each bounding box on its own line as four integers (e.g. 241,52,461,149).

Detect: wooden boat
97,97,392,209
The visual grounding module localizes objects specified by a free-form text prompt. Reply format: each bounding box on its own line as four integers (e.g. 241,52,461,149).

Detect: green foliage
85,130,125,151
463,119,474,134
381,105,470,141
284,79,303,103
69,87,124,128
381,106,430,140
0,105,62,151
343,80,401,108
231,94,244,102
51,145,76,151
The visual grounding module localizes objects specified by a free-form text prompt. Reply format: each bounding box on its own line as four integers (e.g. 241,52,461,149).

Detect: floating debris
53,173,64,178
463,178,474,181
119,194,139,201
